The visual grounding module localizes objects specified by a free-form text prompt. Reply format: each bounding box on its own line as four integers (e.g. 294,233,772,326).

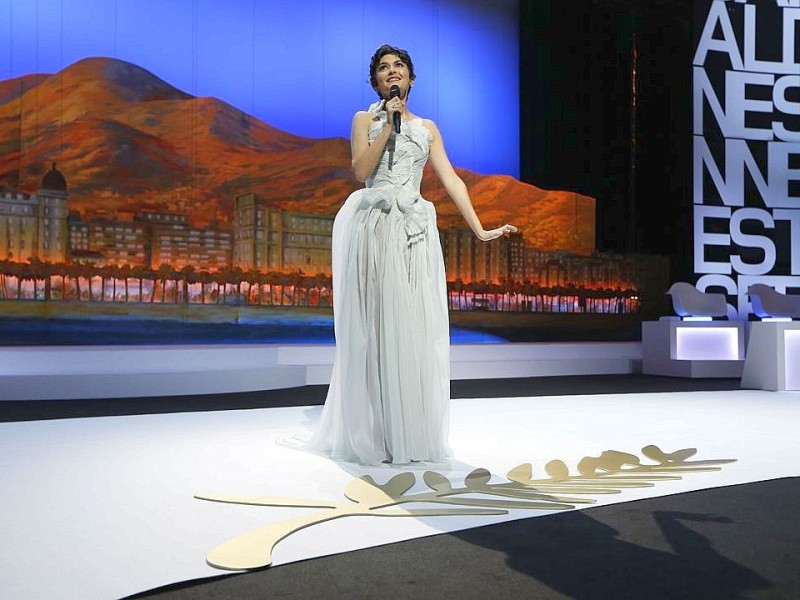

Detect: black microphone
389,85,401,134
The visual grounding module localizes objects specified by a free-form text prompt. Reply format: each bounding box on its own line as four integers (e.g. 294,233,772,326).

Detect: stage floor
2,387,799,600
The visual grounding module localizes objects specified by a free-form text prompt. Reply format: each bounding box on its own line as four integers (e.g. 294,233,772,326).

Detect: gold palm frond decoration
195,445,736,571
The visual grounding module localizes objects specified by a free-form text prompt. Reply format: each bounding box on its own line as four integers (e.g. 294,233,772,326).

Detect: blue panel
3,0,519,176
115,0,194,95
59,0,116,69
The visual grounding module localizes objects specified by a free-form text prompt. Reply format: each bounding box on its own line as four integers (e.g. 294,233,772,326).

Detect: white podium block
642,319,746,378
740,321,800,391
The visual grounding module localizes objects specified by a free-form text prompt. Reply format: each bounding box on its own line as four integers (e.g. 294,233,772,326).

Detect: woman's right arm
351,111,393,182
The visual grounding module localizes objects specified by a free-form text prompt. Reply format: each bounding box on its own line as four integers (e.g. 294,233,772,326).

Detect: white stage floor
2,389,799,600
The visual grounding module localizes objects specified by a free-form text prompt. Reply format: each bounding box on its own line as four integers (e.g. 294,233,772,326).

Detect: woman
304,44,516,465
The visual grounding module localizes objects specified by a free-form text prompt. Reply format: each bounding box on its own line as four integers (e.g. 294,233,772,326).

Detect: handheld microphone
389,85,401,134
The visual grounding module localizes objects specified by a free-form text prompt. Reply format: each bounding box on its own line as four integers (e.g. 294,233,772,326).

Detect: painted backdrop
0,0,657,345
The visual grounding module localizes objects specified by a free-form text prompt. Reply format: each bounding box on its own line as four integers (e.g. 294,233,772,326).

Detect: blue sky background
0,0,520,176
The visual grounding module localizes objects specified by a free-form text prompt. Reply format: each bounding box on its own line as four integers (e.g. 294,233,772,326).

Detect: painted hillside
0,57,595,254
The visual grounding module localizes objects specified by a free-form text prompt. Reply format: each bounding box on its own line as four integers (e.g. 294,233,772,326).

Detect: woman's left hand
477,224,518,242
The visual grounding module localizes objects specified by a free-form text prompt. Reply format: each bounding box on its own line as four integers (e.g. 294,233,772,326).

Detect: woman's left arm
425,120,516,242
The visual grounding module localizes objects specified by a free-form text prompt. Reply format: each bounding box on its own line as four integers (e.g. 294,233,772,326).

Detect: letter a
694,2,745,70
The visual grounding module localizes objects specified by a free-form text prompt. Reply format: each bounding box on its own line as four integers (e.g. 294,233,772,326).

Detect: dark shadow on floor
122,478,800,600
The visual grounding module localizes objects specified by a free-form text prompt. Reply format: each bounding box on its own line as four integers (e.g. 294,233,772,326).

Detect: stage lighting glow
675,326,740,361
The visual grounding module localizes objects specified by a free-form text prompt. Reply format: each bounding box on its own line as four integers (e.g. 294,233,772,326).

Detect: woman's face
374,53,412,100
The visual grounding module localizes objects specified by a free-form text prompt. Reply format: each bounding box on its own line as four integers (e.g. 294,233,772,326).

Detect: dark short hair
368,44,416,98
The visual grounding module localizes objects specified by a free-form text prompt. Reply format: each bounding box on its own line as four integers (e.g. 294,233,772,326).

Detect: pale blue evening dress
303,100,452,465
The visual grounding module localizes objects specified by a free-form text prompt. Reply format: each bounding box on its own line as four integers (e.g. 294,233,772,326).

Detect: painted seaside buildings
1,165,654,293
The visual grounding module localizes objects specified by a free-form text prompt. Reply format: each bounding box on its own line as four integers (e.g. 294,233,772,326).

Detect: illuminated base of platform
641,320,746,379
741,321,800,391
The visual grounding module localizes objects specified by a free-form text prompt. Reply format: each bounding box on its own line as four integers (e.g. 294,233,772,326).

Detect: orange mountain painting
0,57,595,255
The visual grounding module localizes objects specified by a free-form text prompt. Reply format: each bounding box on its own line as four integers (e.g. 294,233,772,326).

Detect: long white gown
304,100,452,466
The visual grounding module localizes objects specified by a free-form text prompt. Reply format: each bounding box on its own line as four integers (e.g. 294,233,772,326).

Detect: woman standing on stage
303,44,516,465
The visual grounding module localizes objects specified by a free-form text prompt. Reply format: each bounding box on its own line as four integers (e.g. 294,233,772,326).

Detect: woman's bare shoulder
352,110,374,123
418,117,440,139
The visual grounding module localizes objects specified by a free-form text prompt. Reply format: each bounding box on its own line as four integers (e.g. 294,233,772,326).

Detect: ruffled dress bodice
361,100,433,246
